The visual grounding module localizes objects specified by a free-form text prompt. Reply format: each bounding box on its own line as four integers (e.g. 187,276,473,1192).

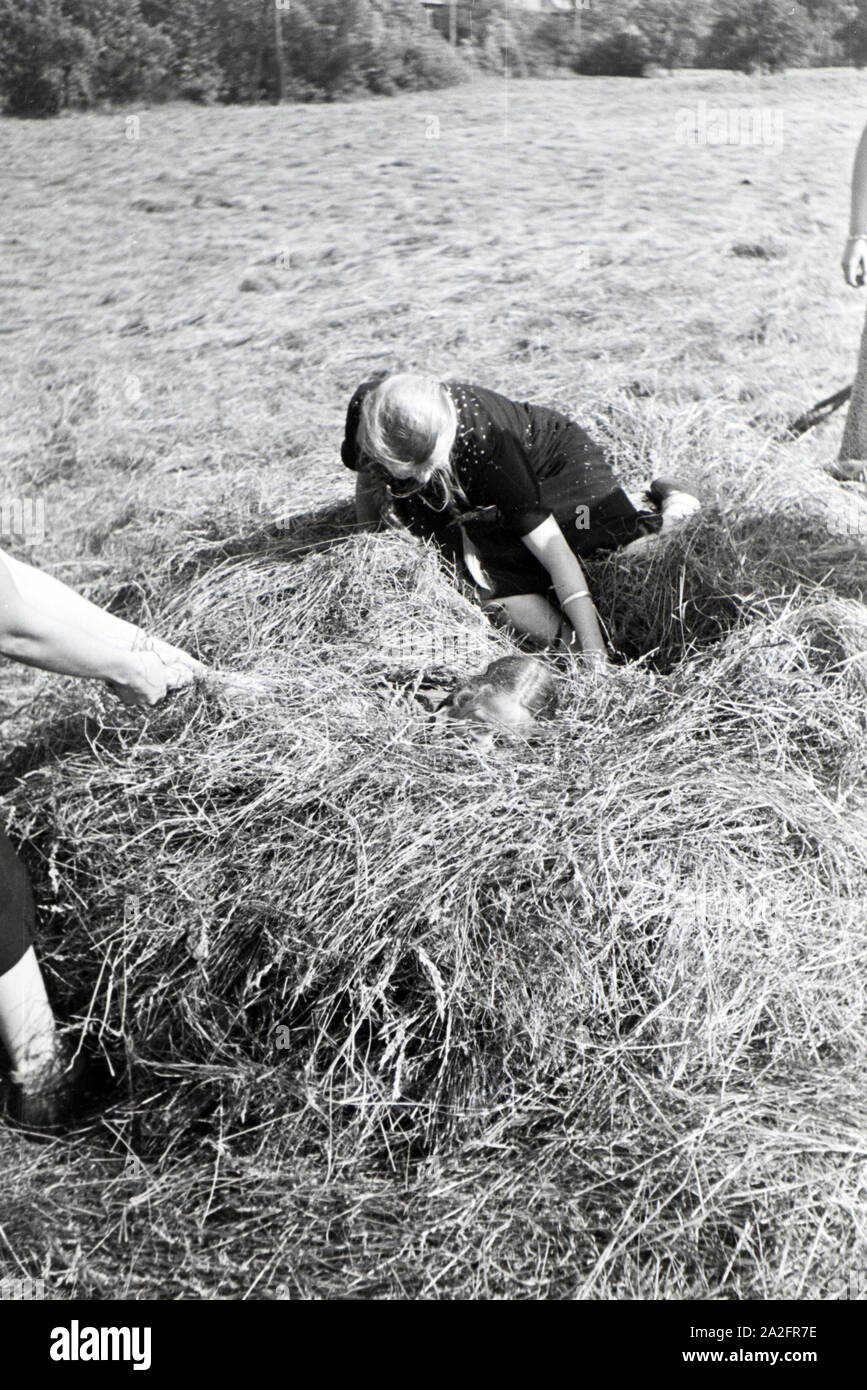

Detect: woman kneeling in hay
342,374,701,662
0,548,204,1133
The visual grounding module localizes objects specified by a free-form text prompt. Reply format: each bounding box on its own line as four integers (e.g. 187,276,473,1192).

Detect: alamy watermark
668,885,865,930
50,1322,152,1371
827,1267,866,1300
0,497,45,544
823,512,867,541
676,101,784,150
382,631,490,665
0,1277,46,1300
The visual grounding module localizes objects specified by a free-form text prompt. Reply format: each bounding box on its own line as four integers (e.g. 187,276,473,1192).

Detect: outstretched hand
108,647,205,708
842,235,867,288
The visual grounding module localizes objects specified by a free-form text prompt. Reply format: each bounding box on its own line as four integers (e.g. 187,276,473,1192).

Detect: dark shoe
5,1052,88,1138
646,479,702,532
647,477,702,507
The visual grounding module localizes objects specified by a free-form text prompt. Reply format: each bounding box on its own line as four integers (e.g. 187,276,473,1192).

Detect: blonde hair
358,373,466,507
447,657,559,727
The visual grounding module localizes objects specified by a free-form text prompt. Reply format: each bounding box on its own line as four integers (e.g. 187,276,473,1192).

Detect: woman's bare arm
520,516,608,661
0,549,203,674
0,552,196,706
354,470,408,531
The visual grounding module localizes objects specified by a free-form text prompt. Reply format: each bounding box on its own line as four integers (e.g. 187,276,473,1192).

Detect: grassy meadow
1,69,867,1300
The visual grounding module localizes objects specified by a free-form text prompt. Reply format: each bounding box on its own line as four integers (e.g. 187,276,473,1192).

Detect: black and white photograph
0,0,865,1336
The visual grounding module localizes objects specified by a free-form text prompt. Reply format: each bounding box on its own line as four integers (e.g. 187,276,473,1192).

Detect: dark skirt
0,829,35,975
394,421,661,600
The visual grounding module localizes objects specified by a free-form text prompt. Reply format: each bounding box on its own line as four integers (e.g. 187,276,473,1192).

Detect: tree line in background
0,0,866,116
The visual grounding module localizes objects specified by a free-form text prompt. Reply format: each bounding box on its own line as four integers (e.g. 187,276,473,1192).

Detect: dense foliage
0,0,470,113
0,0,862,114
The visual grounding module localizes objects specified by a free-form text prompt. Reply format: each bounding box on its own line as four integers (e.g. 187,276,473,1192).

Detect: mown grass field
1,69,866,1300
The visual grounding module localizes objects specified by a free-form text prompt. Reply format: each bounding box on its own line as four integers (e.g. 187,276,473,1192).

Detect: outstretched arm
0,550,199,706
520,516,609,663
0,549,203,674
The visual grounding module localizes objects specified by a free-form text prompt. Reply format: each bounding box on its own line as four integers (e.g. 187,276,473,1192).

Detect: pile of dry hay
2,515,866,1298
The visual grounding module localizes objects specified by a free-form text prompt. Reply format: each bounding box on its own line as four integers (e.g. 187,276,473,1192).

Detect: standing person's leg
0,952,58,1079
0,832,58,1079
834,308,867,479
0,831,74,1129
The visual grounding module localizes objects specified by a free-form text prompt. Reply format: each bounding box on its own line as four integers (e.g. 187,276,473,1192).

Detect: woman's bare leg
489,593,566,646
